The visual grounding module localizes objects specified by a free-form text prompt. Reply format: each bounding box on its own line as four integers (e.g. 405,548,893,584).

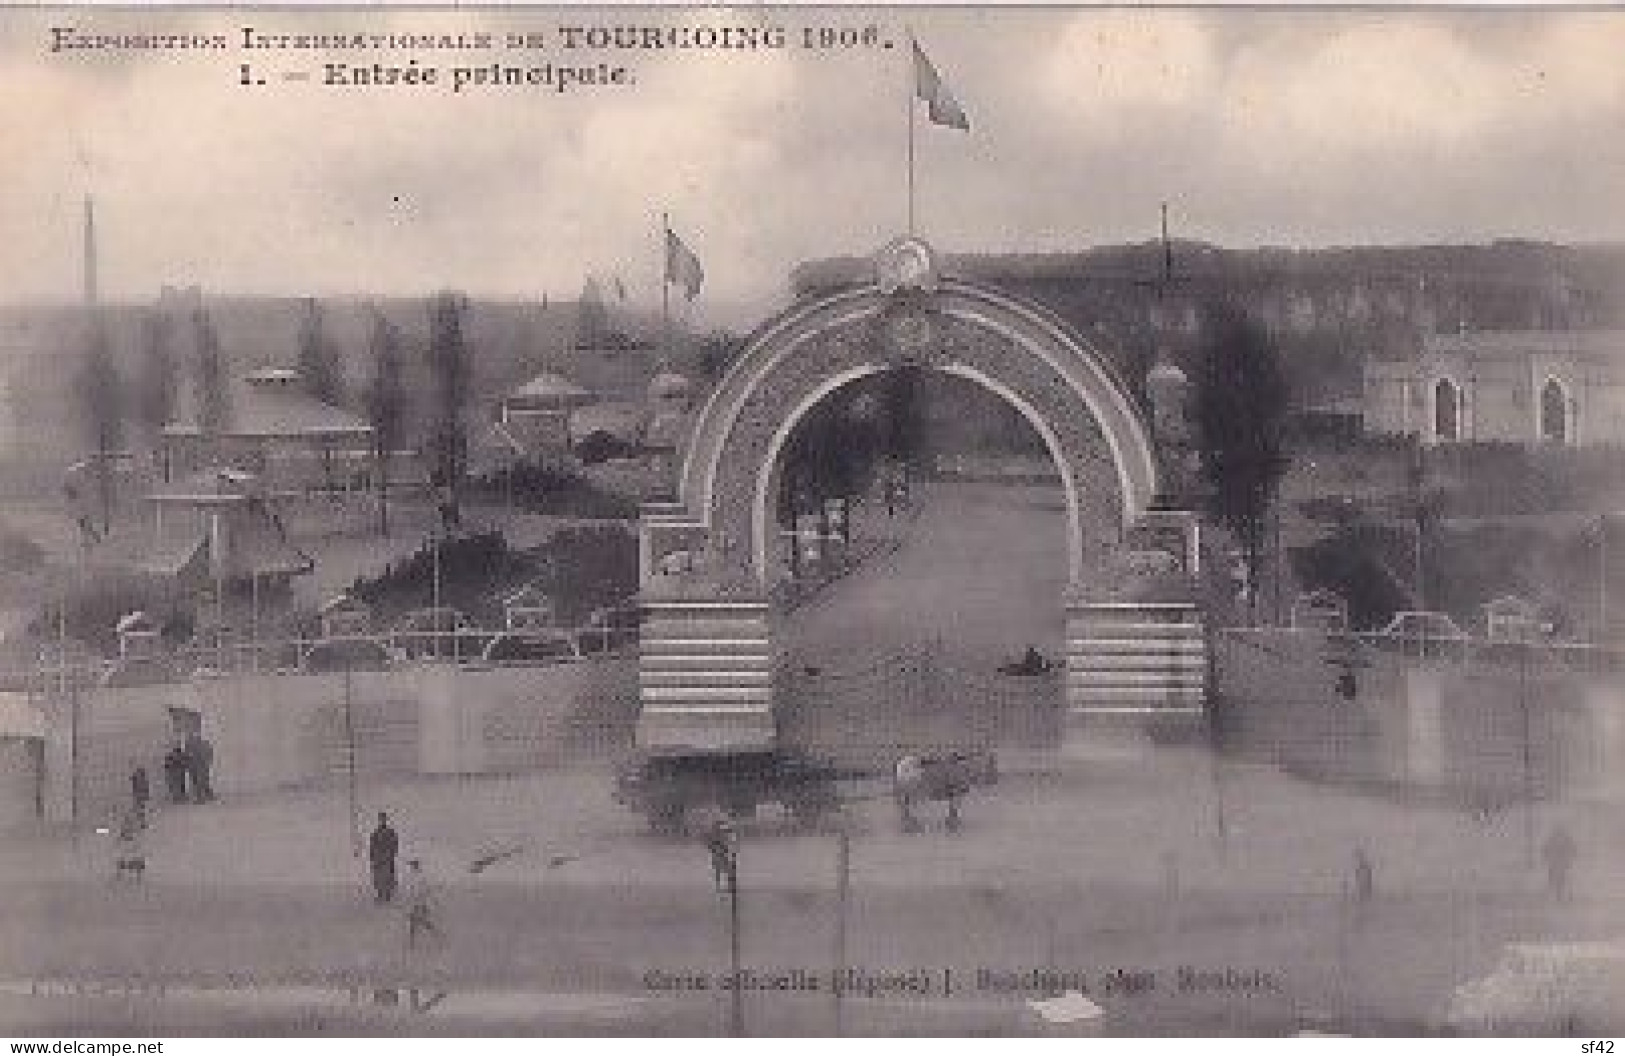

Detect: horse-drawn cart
614,749,864,835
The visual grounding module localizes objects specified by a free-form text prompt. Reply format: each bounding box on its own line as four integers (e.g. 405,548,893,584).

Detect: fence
10,618,641,694
1215,626,1625,804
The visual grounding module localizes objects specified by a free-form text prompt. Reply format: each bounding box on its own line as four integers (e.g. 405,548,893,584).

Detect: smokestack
82,195,98,307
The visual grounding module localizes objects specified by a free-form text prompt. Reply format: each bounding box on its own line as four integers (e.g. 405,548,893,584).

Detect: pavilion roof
507,371,597,408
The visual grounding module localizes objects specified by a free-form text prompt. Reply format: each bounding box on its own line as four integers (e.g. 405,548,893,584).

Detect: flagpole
905,32,916,236
660,212,671,369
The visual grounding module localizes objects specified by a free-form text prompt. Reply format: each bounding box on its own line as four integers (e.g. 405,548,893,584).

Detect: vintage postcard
1,3,1623,1040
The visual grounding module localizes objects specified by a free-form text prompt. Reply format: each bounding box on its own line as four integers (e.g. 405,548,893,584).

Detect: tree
133,311,178,452
575,277,608,349
192,309,231,439
1192,303,1290,622
364,308,407,536
76,322,124,534
879,364,927,473
426,292,472,525
296,298,346,405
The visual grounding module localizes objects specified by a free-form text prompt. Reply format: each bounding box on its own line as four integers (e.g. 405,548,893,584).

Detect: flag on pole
665,228,705,301
912,39,970,132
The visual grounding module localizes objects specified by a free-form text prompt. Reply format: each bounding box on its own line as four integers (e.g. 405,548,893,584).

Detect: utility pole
727,838,743,1037
1409,439,1427,610
431,525,442,661
343,660,360,857
832,823,850,1036
1598,512,1609,643
1519,648,1535,869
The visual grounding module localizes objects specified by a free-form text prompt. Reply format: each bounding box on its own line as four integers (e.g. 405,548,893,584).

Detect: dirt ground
1,745,1620,1036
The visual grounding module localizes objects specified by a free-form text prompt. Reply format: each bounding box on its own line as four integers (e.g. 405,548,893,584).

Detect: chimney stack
82,196,98,307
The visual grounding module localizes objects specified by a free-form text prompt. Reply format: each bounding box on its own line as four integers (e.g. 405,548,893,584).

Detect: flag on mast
664,227,704,301
912,39,970,132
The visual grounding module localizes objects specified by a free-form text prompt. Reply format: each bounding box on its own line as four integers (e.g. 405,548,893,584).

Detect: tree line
74,292,471,537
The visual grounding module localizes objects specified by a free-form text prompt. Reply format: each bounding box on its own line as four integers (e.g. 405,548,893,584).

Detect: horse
894,750,988,833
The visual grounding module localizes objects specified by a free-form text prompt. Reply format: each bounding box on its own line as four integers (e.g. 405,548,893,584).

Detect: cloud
1037,11,1217,126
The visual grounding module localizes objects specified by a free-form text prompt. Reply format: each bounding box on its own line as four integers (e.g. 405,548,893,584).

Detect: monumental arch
639,240,1206,752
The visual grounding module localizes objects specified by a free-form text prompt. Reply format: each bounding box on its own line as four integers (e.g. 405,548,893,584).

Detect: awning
0,693,45,739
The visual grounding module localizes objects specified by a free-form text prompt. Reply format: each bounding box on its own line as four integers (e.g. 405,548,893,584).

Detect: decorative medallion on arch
637,239,1205,753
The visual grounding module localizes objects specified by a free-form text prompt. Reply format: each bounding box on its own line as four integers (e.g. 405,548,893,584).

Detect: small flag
912,39,970,132
665,228,704,301
612,275,627,301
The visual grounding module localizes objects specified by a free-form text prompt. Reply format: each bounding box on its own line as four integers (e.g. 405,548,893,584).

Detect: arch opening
752,361,1085,590
765,366,1070,753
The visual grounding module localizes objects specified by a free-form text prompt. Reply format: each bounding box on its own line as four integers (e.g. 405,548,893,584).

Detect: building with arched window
1364,330,1625,447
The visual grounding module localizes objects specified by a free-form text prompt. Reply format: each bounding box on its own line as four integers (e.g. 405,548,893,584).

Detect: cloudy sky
4,6,1625,321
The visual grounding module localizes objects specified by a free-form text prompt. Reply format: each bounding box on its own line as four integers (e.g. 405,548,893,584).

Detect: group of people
126,735,216,830
114,733,217,882
368,812,441,951
160,734,215,806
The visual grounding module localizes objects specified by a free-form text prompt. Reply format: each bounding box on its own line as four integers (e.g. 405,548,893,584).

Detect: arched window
1540,378,1569,445
1433,377,1461,442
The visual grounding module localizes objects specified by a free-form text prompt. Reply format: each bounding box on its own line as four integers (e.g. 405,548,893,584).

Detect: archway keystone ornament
637,240,1208,753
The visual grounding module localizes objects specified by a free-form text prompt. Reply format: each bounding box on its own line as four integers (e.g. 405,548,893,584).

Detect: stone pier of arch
636,247,1208,754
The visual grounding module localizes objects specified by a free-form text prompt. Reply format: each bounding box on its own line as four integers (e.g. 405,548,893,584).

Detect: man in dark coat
1542,824,1578,902
129,764,150,829
369,812,399,903
162,744,188,804
187,734,214,803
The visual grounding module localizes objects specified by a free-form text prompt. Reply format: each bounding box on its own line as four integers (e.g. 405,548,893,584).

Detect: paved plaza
1,742,1620,1035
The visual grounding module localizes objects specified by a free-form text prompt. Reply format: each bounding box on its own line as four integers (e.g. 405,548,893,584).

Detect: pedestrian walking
369,812,399,903
1542,824,1577,902
703,816,736,895
1352,847,1375,904
403,859,442,951
113,809,146,882
129,764,150,829
894,752,924,833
